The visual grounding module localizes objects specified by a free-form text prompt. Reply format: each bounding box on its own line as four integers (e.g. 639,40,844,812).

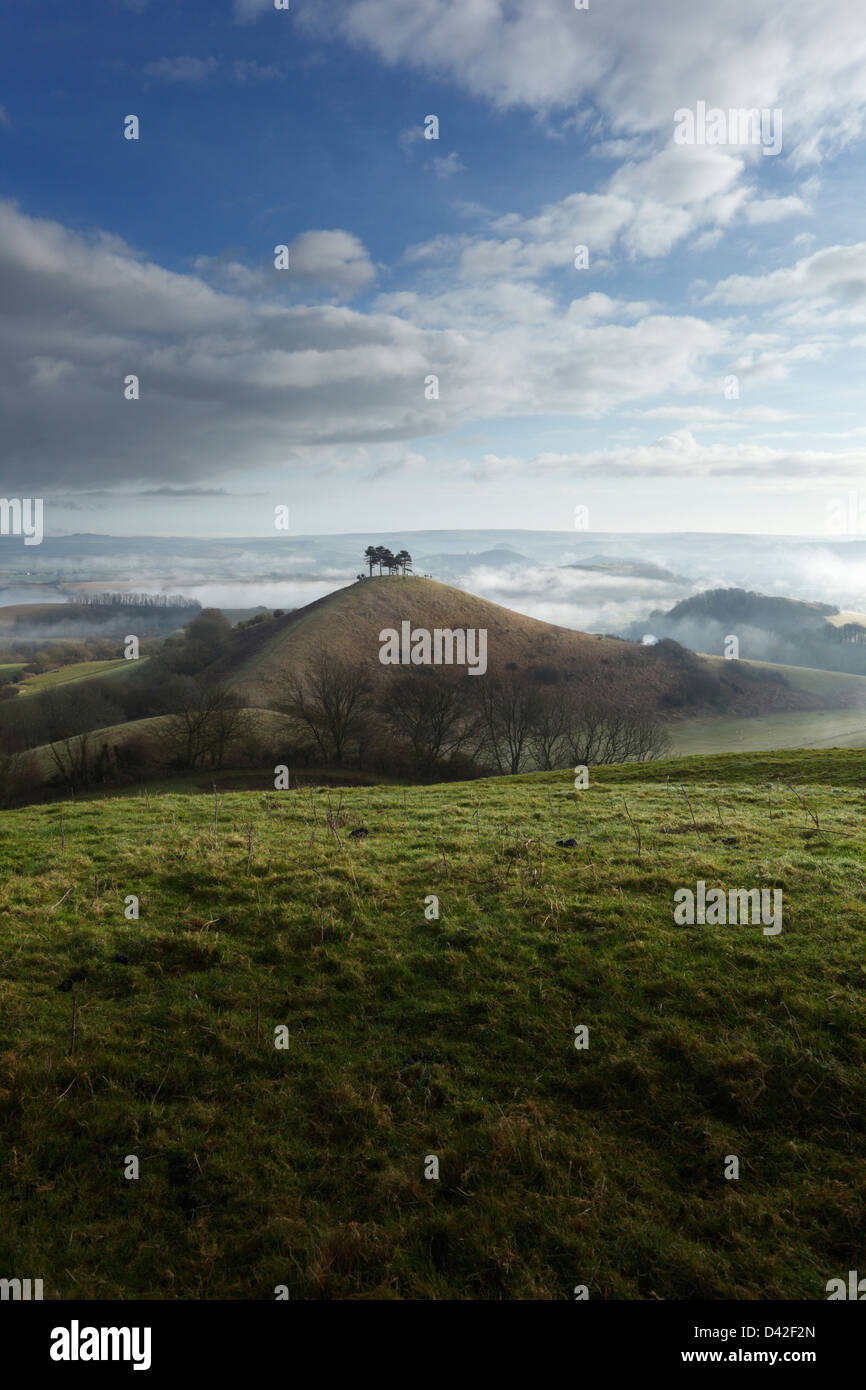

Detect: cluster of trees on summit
361,545,412,577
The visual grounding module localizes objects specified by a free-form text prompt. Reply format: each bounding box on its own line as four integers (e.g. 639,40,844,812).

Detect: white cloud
433,151,465,180
744,194,809,225
411,191,633,280
232,59,281,82
711,242,866,310
287,229,377,290
399,125,426,153
639,405,797,424
234,0,275,21
286,1,866,273
193,229,376,298
488,430,866,481
402,144,799,278
143,56,218,83
298,0,866,167
0,201,744,493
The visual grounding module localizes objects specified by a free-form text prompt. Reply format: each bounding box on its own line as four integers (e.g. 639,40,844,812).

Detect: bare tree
567,702,670,766
161,681,244,769
280,654,371,764
477,677,671,774
526,685,574,770
473,672,542,775
46,732,92,790
380,669,470,771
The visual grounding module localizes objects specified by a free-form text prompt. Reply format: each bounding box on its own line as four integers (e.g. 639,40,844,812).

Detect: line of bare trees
34,680,245,795
278,654,670,776
70,592,201,609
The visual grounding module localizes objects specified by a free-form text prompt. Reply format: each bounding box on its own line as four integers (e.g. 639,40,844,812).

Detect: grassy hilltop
220,575,826,716
1,748,864,1299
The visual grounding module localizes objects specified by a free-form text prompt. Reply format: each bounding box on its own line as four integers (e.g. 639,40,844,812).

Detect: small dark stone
349,826,369,838
556,837,578,848
721,837,739,846
167,1154,193,1187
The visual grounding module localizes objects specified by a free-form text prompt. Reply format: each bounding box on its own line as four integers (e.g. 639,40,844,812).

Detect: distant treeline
69,592,201,610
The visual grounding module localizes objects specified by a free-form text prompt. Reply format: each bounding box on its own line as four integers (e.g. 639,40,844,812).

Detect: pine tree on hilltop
364,544,412,576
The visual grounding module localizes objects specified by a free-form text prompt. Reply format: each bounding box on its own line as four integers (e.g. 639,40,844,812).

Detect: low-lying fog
3,530,866,637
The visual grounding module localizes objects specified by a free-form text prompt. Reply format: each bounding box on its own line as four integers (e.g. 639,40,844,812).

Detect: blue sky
1,0,866,537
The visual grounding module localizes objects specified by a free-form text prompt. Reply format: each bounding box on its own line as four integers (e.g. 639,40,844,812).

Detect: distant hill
564,556,687,583
641,587,837,635
205,575,823,718
625,586,866,676
24,707,292,785
415,546,533,571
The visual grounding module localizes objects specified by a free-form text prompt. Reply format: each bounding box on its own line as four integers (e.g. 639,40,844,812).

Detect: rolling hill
23,708,293,785
639,587,838,636
16,656,146,696
1,750,864,1298
215,576,822,718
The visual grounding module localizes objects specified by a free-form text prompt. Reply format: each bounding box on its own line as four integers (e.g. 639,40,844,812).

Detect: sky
1,0,866,538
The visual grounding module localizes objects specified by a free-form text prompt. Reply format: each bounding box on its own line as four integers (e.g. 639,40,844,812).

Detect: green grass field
17,657,142,695
702,657,866,703
0,751,864,1300
666,709,866,756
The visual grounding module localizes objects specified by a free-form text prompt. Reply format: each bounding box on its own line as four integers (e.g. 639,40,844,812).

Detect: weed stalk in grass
679,783,697,830
784,780,820,830
622,799,642,856
438,837,449,877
